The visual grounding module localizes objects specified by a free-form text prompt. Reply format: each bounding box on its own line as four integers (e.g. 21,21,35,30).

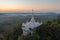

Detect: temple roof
22,10,43,35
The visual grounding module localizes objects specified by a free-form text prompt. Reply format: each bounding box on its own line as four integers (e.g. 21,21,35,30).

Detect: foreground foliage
0,19,60,40
22,19,60,40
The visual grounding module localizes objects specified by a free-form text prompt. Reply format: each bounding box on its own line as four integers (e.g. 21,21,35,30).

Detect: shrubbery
0,19,60,40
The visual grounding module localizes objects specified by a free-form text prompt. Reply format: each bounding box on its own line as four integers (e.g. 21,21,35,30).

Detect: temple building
22,10,43,35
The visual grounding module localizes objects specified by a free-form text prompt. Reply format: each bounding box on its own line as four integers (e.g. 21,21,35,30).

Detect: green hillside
0,19,60,40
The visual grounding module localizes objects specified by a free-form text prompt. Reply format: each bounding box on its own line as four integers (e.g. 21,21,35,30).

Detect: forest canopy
0,19,60,40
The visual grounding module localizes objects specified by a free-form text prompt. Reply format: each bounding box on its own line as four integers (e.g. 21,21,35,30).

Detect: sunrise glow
0,0,60,12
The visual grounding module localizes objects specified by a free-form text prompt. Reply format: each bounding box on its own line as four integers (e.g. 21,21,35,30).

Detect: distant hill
57,14,60,18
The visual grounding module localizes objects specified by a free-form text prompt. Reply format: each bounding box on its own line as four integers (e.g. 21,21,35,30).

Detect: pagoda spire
32,9,34,17
30,9,35,22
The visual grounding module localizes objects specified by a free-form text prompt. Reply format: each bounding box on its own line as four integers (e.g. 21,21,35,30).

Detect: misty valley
0,12,60,32
0,12,60,40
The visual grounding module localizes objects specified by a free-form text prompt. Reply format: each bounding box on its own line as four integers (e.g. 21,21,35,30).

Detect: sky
0,0,60,12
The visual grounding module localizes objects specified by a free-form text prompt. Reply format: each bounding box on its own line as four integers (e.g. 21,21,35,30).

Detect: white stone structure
22,10,43,35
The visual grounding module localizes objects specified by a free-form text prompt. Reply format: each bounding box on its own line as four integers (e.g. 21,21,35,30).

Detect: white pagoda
22,10,42,35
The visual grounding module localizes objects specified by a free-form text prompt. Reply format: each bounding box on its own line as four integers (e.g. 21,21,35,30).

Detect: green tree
4,23,23,40
35,19,60,40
